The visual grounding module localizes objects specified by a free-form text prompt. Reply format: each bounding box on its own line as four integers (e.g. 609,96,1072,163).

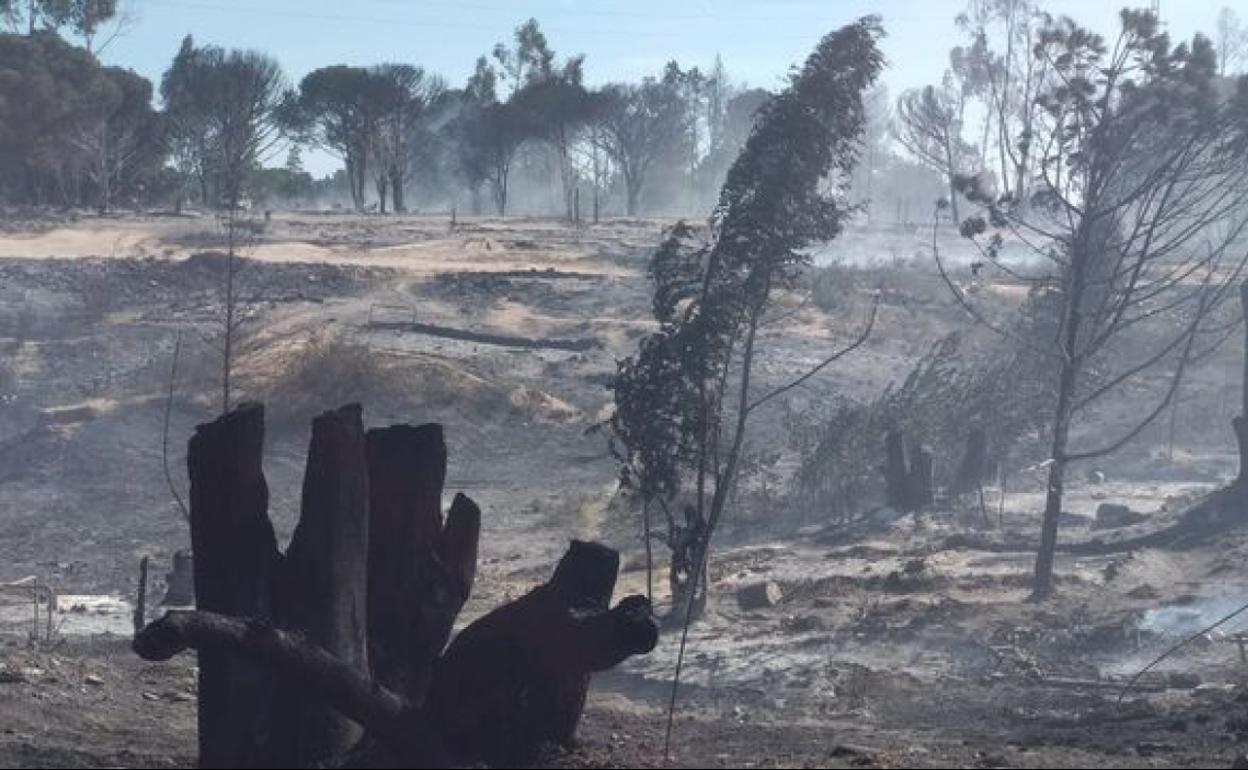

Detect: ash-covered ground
1,211,1246,768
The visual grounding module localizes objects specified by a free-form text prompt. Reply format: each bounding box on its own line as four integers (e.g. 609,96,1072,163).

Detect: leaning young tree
612,15,884,614
937,10,1248,598
608,17,884,752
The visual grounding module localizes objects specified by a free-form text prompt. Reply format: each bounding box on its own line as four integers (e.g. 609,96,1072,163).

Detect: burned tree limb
132,610,428,748
428,541,658,764
558,595,660,673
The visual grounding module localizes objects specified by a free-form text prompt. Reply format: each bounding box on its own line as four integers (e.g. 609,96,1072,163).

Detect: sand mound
243,332,580,428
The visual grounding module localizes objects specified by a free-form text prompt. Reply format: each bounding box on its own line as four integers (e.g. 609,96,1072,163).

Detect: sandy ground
1,211,1247,768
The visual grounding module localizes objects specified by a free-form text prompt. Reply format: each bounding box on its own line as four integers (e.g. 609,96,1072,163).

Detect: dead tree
938,12,1248,598
134,402,656,768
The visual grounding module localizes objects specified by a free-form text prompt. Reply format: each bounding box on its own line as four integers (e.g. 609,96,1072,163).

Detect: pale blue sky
96,0,1235,175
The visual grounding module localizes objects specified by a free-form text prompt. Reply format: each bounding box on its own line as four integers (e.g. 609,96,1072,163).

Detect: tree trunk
909,444,934,509
346,158,360,210
272,404,371,765
494,171,509,218
1236,282,1248,488
1034,452,1068,599
221,222,236,415
883,429,910,510
951,426,987,496
1033,220,1091,599
390,168,405,213
944,137,960,224
365,424,478,700
186,403,279,768
642,498,653,602
883,430,933,512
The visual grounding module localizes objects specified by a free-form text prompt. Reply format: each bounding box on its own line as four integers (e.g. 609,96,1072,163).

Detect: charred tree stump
883,430,933,512
160,549,195,607
137,403,655,768
951,426,987,496
187,403,280,769
736,581,783,610
909,444,934,509
883,430,910,510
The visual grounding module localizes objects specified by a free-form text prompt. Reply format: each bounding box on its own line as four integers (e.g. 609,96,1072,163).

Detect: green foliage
0,0,116,43
161,36,286,210
0,31,162,208
609,17,886,523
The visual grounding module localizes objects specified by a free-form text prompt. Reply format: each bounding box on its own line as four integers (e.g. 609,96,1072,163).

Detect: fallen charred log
368,317,599,352
132,403,656,768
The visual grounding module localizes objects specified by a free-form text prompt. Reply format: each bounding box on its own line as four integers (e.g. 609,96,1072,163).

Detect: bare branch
745,292,879,415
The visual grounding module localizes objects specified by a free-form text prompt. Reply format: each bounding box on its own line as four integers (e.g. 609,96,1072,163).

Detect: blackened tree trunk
186,403,280,768
1235,281,1248,489
909,444,934,509
1033,225,1090,600
376,176,388,214
365,424,478,700
951,425,988,496
883,429,910,510
272,404,371,765
883,430,932,512
390,167,406,213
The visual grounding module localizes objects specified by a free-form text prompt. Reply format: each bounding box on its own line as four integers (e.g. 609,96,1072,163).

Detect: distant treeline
0,7,953,220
